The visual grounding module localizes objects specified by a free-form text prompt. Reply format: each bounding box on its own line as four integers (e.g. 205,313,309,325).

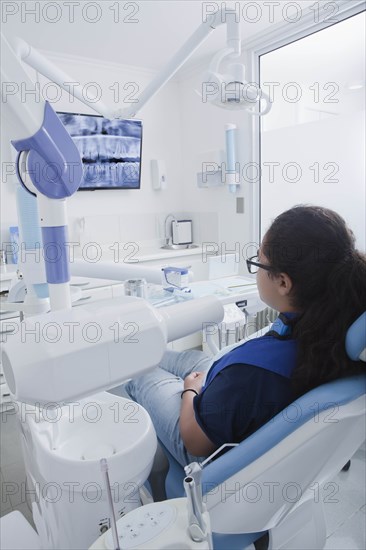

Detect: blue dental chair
154,312,366,550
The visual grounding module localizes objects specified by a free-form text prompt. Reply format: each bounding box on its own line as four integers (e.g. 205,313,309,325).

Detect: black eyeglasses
246,255,274,274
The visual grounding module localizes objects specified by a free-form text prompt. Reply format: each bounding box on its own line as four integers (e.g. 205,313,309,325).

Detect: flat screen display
57,112,142,190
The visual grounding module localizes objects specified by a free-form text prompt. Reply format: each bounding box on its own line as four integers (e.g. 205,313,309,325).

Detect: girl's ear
276,272,293,296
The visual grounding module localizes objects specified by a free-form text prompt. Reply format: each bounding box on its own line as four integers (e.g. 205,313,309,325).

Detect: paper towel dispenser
172,220,193,245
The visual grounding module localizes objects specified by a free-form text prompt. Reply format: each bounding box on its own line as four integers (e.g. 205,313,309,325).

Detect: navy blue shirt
193,363,294,447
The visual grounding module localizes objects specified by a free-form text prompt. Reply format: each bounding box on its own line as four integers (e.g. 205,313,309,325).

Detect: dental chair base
0,500,212,550
20,392,157,550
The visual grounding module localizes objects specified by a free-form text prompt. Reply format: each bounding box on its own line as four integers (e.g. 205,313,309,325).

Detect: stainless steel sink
160,244,199,250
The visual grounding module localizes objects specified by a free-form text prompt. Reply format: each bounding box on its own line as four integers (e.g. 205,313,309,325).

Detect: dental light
195,11,271,115
201,53,271,114
118,6,271,117
119,7,271,117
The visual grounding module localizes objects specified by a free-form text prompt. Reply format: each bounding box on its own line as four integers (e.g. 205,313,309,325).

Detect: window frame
245,0,365,245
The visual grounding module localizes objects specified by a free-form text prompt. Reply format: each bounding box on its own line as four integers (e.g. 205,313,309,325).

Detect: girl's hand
183,371,205,394
180,371,215,456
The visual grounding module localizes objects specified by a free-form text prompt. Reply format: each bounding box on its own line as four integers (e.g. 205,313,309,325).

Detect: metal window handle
76,295,92,302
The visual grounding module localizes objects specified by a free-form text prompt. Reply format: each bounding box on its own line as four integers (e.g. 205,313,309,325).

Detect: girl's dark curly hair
262,205,366,396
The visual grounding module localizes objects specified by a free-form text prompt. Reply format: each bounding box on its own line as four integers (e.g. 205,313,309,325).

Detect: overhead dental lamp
197,13,271,115
200,55,271,114
119,7,271,117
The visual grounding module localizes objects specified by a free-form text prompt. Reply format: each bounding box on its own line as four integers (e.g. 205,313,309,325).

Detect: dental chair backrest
163,312,366,550
346,311,366,361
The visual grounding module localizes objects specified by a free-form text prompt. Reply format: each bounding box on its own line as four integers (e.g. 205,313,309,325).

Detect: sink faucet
164,213,177,245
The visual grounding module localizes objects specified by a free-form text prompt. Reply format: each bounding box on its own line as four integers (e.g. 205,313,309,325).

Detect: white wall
1,51,257,272
0,53,185,250
177,68,257,272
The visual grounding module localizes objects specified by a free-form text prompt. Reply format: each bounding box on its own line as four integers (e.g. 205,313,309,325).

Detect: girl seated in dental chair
125,205,366,467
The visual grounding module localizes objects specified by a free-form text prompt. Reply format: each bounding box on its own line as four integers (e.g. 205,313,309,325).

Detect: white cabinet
0,361,12,410
0,318,18,412
71,278,125,305
0,314,19,415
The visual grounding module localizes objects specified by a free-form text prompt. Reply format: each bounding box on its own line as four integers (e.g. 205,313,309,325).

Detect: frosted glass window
260,12,365,250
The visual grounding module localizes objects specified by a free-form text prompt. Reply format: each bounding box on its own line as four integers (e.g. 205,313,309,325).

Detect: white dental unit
0,6,271,549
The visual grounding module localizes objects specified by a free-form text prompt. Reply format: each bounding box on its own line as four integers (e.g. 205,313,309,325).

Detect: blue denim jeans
125,349,213,467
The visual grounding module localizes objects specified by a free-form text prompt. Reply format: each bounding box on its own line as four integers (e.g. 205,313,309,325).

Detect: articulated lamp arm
1,6,238,129
114,8,240,119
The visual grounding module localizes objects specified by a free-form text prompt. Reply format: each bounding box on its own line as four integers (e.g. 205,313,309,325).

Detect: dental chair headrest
346,312,366,362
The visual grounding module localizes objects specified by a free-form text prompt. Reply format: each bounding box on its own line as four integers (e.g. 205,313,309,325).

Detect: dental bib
201,313,298,393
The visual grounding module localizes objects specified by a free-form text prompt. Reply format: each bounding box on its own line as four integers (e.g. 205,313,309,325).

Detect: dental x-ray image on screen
57,112,142,190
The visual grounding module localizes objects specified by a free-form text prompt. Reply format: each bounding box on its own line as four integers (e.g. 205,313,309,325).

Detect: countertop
149,276,263,309
98,244,204,263
1,260,262,318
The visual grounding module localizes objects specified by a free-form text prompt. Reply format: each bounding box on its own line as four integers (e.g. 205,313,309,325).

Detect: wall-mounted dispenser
196,124,240,193
151,159,167,190
196,149,225,188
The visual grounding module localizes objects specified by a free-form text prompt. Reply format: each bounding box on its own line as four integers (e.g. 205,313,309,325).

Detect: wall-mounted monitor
57,112,142,190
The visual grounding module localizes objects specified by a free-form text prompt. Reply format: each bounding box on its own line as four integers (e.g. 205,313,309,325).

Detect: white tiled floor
1,410,365,548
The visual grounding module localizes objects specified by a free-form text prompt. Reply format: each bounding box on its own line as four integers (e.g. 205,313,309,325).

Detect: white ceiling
3,0,324,71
